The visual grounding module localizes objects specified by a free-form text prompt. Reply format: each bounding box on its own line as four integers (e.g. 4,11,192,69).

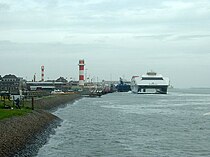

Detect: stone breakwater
0,94,81,157
0,110,59,157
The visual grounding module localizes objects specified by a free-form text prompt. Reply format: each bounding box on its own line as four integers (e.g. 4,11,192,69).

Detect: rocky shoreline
0,94,81,157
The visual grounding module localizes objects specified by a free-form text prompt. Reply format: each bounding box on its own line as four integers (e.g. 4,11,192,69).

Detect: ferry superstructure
131,71,169,94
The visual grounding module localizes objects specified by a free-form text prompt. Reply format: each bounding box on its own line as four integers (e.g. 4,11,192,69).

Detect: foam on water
203,112,210,116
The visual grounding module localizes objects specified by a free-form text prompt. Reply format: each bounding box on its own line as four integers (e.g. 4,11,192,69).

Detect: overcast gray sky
0,0,210,88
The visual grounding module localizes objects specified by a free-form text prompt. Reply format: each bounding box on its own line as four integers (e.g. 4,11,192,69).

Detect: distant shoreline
0,93,81,157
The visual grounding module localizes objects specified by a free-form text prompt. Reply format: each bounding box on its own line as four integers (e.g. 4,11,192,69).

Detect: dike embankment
0,93,81,157
33,93,81,111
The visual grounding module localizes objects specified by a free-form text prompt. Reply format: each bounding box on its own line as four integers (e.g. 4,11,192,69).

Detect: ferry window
142,78,163,80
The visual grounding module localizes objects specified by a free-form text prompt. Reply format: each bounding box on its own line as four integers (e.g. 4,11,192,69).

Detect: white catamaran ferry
131,71,170,94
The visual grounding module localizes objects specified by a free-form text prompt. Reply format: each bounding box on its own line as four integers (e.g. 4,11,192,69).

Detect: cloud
134,34,210,41
1,0,210,32
134,34,172,40
0,40,13,44
1,0,210,87
0,3,10,11
172,34,210,40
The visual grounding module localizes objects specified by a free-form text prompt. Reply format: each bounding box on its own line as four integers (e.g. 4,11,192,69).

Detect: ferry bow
131,71,170,94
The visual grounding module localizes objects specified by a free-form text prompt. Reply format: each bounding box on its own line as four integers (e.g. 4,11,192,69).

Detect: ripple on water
37,89,210,157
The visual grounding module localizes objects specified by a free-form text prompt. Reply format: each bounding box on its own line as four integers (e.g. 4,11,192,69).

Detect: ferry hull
131,85,168,94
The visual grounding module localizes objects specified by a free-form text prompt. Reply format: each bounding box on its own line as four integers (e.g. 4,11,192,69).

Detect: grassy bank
0,100,32,120
0,93,81,120
0,109,31,120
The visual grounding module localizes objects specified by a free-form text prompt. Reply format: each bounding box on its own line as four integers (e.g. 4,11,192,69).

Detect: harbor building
26,77,71,92
0,74,25,94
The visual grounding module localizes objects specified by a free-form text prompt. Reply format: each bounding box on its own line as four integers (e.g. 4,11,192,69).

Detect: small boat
89,90,103,97
51,89,64,94
131,71,169,94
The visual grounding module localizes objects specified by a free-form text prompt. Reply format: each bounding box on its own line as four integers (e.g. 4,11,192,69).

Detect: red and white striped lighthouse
41,65,44,82
78,60,85,86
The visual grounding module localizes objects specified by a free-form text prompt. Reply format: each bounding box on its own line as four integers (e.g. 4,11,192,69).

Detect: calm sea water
37,89,210,157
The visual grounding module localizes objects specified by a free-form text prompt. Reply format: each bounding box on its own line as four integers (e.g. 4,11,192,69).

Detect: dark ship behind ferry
116,78,131,92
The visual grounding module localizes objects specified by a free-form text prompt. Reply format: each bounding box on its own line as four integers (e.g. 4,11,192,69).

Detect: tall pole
41,65,44,82
32,97,34,110
33,73,36,82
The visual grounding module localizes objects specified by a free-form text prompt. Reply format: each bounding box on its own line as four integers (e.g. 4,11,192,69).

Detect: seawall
33,93,81,111
0,93,81,157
